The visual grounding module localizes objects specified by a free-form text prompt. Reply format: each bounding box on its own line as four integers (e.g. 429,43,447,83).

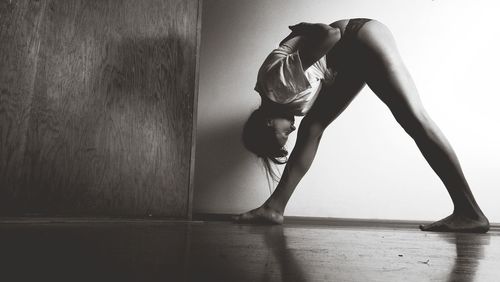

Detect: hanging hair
242,106,289,183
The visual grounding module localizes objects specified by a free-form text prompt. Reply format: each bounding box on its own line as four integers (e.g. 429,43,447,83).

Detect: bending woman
236,19,490,233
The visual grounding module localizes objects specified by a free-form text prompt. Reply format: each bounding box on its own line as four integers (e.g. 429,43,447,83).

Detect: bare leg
235,24,362,224
235,71,366,224
236,20,489,232
358,20,489,233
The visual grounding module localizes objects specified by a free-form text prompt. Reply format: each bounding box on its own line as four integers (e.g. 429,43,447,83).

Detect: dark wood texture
187,0,202,220
0,0,200,217
0,220,498,281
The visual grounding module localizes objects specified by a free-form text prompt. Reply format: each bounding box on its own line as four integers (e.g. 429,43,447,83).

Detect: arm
279,22,336,46
279,22,341,70
290,22,336,35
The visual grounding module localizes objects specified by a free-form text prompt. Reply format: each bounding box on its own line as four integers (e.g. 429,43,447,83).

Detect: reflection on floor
0,219,498,281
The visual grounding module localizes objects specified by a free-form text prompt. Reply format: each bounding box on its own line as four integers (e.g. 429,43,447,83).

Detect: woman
237,18,490,233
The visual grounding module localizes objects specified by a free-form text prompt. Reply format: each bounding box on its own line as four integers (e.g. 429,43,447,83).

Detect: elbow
314,26,339,47
324,27,339,41
317,24,337,36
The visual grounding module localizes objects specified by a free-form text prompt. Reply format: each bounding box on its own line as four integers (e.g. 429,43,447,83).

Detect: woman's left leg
235,70,365,224
358,20,489,233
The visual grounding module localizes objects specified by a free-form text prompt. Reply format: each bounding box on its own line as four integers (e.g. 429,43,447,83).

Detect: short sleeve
255,50,310,104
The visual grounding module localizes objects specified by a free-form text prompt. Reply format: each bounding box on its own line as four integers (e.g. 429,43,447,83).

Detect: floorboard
0,219,498,281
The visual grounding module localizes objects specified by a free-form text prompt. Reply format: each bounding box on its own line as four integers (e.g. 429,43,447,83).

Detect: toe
419,222,435,231
419,221,445,232
234,213,251,223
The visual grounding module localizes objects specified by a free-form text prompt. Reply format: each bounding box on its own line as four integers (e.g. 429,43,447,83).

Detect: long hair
242,107,289,183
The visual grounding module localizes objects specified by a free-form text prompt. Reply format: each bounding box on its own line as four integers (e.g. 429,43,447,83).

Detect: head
266,115,296,148
242,106,296,180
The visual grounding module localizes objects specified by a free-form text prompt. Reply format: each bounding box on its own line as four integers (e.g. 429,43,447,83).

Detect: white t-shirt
255,46,335,116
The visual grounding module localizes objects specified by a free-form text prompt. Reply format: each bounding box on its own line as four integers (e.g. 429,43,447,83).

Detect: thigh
358,21,428,119
302,71,366,129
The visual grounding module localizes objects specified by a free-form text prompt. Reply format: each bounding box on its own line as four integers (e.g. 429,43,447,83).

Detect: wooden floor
0,219,499,282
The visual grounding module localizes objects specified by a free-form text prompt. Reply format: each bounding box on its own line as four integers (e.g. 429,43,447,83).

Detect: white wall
194,0,500,223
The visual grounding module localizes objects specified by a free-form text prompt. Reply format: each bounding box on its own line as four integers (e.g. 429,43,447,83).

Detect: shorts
343,18,372,40
327,18,373,72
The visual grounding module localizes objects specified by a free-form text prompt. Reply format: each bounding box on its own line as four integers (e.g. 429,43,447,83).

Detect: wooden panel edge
187,0,203,220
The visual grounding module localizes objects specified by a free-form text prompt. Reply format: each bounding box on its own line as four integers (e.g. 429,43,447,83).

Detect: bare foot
233,206,284,225
420,213,490,233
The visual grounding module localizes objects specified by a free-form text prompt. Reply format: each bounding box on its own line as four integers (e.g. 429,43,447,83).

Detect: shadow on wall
1,32,194,216
194,117,262,212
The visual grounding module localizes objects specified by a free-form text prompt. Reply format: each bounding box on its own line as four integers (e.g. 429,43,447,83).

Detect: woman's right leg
358,20,489,232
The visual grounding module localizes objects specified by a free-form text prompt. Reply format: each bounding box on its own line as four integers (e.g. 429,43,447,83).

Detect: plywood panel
0,0,200,217
0,0,47,212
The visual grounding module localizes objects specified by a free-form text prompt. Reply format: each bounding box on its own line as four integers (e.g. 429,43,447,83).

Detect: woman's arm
279,22,341,70
279,22,336,46
290,22,336,35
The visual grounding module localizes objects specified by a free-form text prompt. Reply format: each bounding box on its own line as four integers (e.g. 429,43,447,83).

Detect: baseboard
0,217,193,224
193,213,500,232
1,214,497,232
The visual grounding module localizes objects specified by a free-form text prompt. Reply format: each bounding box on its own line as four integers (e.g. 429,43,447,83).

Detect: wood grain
186,223,500,282
0,0,47,212
0,0,200,217
0,221,499,281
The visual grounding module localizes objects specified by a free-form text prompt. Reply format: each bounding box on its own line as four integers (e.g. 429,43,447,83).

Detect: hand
288,22,332,36
288,22,311,32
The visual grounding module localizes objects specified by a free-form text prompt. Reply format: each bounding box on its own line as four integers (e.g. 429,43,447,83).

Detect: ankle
262,201,284,215
453,206,485,220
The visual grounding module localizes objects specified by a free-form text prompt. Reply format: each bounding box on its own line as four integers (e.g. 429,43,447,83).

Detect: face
267,116,296,147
